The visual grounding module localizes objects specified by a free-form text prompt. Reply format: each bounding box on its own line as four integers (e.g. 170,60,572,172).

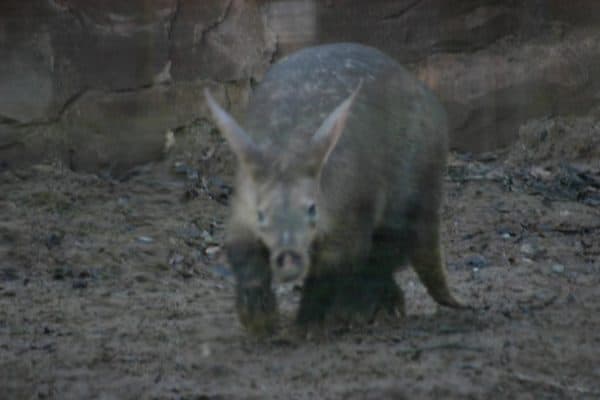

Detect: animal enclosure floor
1,139,599,399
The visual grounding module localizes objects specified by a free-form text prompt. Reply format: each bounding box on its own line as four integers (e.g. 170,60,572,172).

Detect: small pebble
72,279,88,289
1,267,19,281
205,246,221,256
181,225,202,240
173,162,189,175
211,265,233,279
134,274,149,283
45,232,63,249
52,267,72,280
496,226,515,238
202,343,212,357
169,254,185,266
136,236,154,244
465,254,489,269
520,242,545,259
201,230,215,244
529,166,552,180
188,170,200,181
520,243,534,255
552,264,565,274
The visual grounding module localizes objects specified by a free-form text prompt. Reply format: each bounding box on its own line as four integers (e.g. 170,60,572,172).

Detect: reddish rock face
266,0,600,152
416,29,600,151
1,0,599,171
171,0,276,82
59,0,177,90
0,0,274,172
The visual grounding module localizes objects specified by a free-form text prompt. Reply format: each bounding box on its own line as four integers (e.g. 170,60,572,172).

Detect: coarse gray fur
205,43,463,335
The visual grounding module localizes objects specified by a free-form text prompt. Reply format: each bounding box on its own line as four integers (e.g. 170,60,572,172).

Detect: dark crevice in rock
172,117,212,136
0,141,24,151
43,89,88,126
200,0,234,43
52,0,86,29
2,88,88,129
111,82,163,94
57,89,88,119
262,8,280,69
223,84,234,111
430,40,490,55
167,0,181,70
381,0,423,21
0,115,21,125
268,37,280,69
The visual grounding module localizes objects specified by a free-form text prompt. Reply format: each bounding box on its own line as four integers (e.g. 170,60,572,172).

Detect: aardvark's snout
270,249,306,283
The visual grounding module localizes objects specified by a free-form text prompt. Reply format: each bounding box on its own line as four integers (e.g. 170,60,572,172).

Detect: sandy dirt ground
1,116,599,399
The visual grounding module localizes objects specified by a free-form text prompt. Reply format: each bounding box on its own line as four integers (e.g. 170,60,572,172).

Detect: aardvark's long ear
308,81,362,174
204,89,264,169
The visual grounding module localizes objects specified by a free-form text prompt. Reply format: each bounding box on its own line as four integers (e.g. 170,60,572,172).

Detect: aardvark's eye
257,210,267,226
307,203,317,222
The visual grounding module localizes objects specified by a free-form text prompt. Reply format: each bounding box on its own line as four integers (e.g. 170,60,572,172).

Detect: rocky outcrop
171,0,275,82
61,82,228,173
0,0,274,173
417,28,600,151
1,0,599,173
266,0,600,151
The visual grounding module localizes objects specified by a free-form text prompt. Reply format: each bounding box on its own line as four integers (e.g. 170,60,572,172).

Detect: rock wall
1,0,599,173
0,0,275,174
266,0,600,151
